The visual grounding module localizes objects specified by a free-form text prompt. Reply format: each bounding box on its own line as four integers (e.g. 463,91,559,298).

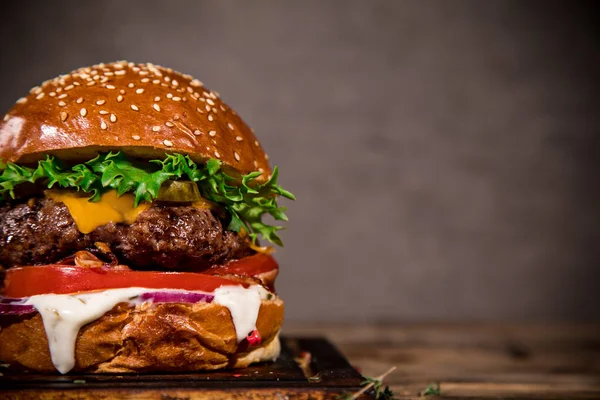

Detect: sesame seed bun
0,61,270,177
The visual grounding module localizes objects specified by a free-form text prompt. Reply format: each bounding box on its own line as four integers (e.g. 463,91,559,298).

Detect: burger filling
0,151,292,373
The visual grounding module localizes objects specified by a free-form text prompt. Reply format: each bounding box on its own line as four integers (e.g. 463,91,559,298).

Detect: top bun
0,61,270,177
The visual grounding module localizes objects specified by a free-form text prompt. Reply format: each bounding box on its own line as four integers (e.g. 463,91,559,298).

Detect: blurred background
0,1,598,322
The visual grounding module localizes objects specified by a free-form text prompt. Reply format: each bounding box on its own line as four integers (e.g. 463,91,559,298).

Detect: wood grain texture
283,323,600,399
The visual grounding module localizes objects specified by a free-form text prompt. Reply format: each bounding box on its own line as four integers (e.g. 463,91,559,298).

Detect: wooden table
284,322,600,399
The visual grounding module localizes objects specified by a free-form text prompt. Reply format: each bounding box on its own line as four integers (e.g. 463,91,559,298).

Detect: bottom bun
0,298,284,373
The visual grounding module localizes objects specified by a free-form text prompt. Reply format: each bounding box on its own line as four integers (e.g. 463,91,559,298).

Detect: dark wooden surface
284,323,600,399
0,337,367,399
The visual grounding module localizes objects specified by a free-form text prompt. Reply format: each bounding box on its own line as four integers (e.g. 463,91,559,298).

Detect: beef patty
0,197,254,270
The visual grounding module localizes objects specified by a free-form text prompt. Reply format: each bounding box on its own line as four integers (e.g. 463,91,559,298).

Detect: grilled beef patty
0,197,253,270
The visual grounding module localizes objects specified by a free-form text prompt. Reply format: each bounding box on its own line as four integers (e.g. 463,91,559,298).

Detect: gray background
1,1,598,321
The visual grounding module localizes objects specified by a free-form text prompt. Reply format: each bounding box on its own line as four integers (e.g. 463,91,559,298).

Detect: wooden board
0,337,370,399
284,322,600,399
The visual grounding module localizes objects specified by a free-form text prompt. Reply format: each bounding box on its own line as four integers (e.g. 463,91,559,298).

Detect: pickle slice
157,180,202,202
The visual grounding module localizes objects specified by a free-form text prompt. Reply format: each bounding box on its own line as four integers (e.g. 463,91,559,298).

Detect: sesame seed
16,97,27,104
104,71,114,77
58,101,66,107
253,160,258,168
205,105,211,111
235,136,243,141
209,130,216,137
100,121,108,130
49,92,57,97
214,151,220,158
152,126,160,132
220,105,226,111
173,115,180,121
228,123,234,130
141,78,150,83
153,104,160,112
73,81,80,86
136,88,144,94
172,96,181,102
164,76,171,82
212,107,217,113
99,110,109,115
87,81,96,86
80,108,87,117
96,100,105,105
58,93,68,99
115,70,126,75
166,93,173,99
190,79,203,87
165,121,174,127
152,79,160,84
106,85,116,90
117,95,124,103
3,114,8,121
100,77,109,83
110,114,117,123
139,70,148,76
163,139,173,147
254,140,259,146
31,86,42,94
120,89,125,94
132,135,141,140
128,83,135,88
206,98,215,106
154,96,161,101
196,107,204,113
234,152,240,161
193,130,202,136
35,93,45,100
186,87,194,93
64,85,74,91
258,168,264,173
172,79,179,86
76,97,84,104
130,104,139,111
60,112,68,121
208,114,214,121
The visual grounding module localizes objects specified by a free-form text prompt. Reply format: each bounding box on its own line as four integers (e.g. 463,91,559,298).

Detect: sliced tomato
206,253,279,277
3,266,244,298
3,254,279,298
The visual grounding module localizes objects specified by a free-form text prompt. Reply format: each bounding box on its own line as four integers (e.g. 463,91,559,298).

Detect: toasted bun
0,61,270,178
0,298,284,373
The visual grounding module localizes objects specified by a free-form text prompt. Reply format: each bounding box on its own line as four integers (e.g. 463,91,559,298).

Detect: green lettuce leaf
0,152,294,245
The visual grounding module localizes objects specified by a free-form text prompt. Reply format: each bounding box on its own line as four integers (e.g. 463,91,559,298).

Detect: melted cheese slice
46,190,151,234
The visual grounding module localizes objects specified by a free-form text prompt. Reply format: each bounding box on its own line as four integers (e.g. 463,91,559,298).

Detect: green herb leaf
419,382,441,396
0,152,294,245
361,376,395,400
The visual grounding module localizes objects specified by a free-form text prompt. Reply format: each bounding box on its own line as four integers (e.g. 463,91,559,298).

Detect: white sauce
24,285,268,374
213,285,267,342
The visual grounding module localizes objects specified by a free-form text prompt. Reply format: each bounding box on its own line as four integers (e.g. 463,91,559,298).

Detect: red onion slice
138,291,214,304
0,303,36,315
1,296,25,304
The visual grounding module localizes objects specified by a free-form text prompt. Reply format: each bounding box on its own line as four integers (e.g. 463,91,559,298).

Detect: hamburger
0,61,293,374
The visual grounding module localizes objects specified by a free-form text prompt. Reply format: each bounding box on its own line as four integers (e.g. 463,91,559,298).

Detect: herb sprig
419,382,441,397
338,366,396,400
0,152,294,245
